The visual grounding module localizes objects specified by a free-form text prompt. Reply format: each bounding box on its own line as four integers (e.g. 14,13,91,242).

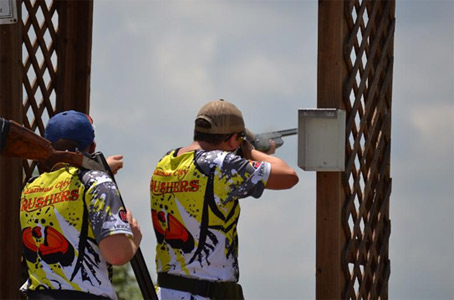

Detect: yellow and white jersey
150,149,271,283
20,166,132,300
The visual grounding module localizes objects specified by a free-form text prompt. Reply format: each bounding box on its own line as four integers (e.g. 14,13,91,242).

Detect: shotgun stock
91,152,158,300
0,118,103,170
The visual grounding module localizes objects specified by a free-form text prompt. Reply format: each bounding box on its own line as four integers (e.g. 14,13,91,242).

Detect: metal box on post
298,108,346,171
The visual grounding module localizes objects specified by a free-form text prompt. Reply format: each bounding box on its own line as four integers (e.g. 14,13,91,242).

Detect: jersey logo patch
249,161,262,169
119,208,128,223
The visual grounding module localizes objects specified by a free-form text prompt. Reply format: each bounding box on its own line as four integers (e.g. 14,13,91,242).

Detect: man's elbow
285,171,299,189
104,251,134,266
266,171,299,190
99,235,136,266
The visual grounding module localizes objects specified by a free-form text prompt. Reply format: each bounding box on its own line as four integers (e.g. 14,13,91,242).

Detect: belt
157,272,244,300
24,289,111,300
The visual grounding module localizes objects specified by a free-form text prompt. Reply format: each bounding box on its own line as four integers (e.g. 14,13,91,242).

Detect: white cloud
409,102,454,158
410,103,453,135
150,33,217,99
226,55,301,96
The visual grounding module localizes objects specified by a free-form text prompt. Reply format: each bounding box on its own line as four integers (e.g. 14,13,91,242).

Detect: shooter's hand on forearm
265,139,277,155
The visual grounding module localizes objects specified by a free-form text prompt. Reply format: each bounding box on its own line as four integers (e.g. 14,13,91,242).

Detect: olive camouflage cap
195,99,245,134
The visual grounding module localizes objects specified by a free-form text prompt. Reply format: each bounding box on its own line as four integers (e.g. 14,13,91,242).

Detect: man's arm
83,171,143,266
240,140,299,190
99,210,142,266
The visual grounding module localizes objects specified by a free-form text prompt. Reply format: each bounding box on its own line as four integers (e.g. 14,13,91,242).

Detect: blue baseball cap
45,110,95,151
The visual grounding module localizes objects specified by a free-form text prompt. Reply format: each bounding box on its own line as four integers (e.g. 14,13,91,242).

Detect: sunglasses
237,132,245,142
224,132,245,142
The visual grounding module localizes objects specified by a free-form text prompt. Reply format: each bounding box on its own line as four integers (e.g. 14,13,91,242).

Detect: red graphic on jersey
22,226,75,266
119,208,128,222
250,161,262,169
22,227,39,262
152,209,194,253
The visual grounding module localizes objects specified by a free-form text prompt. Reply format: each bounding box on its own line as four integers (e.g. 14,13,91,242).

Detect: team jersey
20,166,132,300
150,149,271,284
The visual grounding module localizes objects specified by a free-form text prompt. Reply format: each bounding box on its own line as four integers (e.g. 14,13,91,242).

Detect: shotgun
90,152,158,300
245,128,298,152
0,117,103,170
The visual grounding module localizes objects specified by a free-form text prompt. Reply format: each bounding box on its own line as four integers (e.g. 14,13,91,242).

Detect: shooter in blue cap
20,110,142,300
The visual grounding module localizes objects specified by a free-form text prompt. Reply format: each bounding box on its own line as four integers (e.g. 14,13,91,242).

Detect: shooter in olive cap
150,99,299,299
20,110,142,300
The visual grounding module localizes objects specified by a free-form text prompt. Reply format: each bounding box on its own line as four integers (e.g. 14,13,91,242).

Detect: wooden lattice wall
21,0,93,180
317,0,394,299
1,0,395,299
0,0,93,298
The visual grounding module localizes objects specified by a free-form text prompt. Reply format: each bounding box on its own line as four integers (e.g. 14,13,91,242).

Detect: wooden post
316,0,348,298
56,0,93,113
0,0,23,298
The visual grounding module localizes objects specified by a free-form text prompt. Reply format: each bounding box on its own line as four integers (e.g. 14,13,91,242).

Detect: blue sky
89,1,453,299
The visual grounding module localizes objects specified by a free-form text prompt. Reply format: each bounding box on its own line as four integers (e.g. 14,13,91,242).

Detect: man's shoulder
195,150,241,171
196,149,229,163
78,169,113,187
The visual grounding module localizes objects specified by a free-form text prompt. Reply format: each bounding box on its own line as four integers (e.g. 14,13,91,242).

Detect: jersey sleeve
81,170,132,244
216,152,271,204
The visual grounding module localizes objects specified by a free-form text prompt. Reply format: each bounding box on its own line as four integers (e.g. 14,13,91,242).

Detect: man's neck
177,141,231,156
